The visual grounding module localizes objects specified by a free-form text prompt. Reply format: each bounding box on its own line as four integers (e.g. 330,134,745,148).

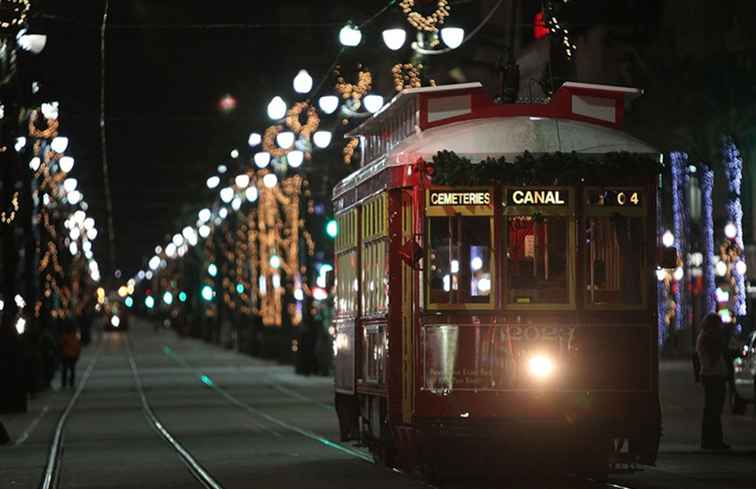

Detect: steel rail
39,346,101,489
161,345,373,463
126,338,224,489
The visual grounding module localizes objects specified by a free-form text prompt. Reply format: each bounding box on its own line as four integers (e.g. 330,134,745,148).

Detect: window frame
335,207,360,317
583,186,648,311
502,186,576,310
424,187,496,311
361,193,389,318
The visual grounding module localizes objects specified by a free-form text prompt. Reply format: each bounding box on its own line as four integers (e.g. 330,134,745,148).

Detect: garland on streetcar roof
430,150,661,186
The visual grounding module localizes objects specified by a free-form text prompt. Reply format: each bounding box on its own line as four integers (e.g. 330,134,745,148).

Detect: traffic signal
326,219,338,239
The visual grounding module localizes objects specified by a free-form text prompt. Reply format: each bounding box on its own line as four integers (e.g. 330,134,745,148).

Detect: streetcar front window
586,216,644,305
428,216,493,305
506,216,570,304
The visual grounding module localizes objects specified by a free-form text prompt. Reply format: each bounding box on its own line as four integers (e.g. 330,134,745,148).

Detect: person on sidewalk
695,313,730,450
60,322,81,389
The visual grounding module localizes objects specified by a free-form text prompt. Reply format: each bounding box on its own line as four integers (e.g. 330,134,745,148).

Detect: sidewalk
659,359,756,453
0,341,98,448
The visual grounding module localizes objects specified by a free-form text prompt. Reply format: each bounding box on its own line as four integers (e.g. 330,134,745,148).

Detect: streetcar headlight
527,354,555,380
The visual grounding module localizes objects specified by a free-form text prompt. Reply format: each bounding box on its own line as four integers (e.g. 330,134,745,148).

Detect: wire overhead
100,0,116,275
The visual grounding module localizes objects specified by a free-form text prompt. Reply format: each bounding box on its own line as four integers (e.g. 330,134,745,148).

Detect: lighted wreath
285,102,319,139
28,109,60,140
392,63,436,92
334,65,372,103
262,125,288,159
399,0,450,33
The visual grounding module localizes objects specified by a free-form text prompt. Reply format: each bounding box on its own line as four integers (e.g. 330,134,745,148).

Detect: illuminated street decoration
670,152,687,331
399,0,450,33
722,138,746,317
701,167,715,314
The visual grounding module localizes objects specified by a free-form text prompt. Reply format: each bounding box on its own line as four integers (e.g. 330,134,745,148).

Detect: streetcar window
586,216,644,305
428,216,493,305
506,216,570,304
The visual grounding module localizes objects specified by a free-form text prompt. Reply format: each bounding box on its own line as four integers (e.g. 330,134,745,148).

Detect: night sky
31,0,427,280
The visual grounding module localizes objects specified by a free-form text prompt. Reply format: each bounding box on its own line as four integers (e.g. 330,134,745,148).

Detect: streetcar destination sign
429,191,491,206
510,189,567,206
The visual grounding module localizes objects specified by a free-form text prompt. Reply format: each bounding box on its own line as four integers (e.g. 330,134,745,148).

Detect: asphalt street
2,319,755,489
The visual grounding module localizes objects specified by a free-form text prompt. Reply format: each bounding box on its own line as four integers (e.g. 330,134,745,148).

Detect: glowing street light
63,178,78,192
245,186,258,203
235,174,250,188
364,94,384,113
51,136,69,153
293,69,313,94
318,95,339,115
220,187,234,203
206,176,220,189
382,28,406,50
59,156,75,173
198,208,212,223
267,96,287,120
724,222,737,240
254,152,271,168
248,132,262,147
440,27,465,49
67,190,82,205
339,23,361,47
263,173,278,189
17,30,47,54
313,130,332,149
662,230,674,248
276,131,295,149
230,149,239,159
287,150,304,168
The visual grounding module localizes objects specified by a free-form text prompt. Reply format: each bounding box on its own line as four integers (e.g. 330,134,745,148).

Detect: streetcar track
161,344,373,462
126,336,225,489
39,344,101,489
161,343,644,489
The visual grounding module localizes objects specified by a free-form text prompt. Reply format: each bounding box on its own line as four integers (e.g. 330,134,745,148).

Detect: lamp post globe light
382,28,406,50
318,95,339,115
293,69,313,94
267,96,287,120
313,130,332,149
339,23,361,47
440,27,465,49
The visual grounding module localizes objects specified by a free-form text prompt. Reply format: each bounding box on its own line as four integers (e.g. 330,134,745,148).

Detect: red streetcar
332,82,663,479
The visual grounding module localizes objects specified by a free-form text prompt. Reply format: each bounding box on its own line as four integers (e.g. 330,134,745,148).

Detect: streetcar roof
334,82,658,200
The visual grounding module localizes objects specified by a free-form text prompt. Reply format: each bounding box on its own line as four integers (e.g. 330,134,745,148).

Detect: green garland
430,150,661,186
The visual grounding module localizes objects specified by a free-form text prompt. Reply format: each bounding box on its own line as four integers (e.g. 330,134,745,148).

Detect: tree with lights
128,0,512,369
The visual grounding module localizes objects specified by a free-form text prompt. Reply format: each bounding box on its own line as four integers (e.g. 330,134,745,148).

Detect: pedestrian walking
695,313,730,450
60,322,81,389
